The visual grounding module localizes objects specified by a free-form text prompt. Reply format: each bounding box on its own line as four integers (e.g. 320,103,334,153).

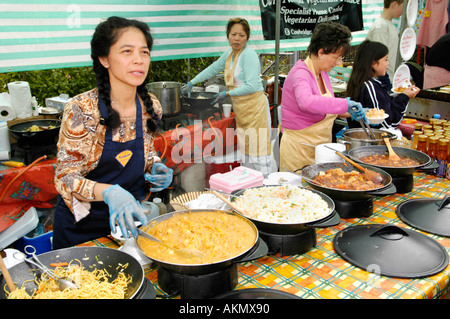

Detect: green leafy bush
0,57,217,106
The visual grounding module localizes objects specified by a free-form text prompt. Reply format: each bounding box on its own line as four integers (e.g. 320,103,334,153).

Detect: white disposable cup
222,104,232,117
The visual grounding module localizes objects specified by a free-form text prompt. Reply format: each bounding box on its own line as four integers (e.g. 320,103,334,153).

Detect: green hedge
0,57,216,106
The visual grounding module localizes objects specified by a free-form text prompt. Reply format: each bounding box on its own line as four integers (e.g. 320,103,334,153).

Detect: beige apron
225,50,271,157
279,57,337,172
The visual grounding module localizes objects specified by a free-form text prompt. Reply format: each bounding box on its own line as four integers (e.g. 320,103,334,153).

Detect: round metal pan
135,209,265,276
0,246,144,299
182,92,216,113
301,162,395,201
347,146,437,177
9,119,61,144
230,185,340,235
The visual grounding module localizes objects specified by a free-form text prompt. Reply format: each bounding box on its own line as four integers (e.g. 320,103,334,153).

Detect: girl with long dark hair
346,40,419,134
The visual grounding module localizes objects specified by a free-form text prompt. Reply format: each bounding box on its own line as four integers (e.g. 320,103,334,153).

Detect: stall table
81,171,450,299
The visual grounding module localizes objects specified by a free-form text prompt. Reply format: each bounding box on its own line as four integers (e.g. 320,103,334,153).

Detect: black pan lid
333,224,448,278
396,196,450,237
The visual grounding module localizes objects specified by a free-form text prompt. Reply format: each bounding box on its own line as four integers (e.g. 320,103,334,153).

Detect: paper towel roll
0,92,16,121
7,81,32,118
0,150,11,161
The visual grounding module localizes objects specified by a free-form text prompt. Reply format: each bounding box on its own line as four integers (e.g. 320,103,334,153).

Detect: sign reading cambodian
259,0,363,40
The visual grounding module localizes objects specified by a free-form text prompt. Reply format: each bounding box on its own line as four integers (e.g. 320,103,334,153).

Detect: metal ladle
137,228,205,259
16,245,79,291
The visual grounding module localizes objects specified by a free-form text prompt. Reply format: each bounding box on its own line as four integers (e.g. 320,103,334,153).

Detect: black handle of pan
305,210,341,228
418,160,439,171
365,182,397,196
234,238,269,263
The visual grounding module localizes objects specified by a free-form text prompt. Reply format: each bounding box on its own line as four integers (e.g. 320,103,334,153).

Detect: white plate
399,27,416,61
38,106,62,115
392,64,411,91
367,113,389,124
406,0,418,27
266,172,302,186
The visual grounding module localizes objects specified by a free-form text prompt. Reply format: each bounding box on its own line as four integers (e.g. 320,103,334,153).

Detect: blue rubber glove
144,162,173,192
212,91,227,105
102,184,148,238
346,98,369,124
181,82,194,98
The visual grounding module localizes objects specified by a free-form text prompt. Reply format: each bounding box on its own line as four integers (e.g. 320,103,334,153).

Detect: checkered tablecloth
86,172,450,299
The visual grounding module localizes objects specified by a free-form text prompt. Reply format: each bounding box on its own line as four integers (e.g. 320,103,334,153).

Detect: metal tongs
14,245,79,291
353,106,376,140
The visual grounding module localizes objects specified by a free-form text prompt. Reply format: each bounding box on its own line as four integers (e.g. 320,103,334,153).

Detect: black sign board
259,0,363,40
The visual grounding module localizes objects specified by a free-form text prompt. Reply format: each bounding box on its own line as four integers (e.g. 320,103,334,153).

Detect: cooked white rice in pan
234,185,330,224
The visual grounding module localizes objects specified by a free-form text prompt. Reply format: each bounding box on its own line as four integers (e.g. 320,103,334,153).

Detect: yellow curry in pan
137,211,257,265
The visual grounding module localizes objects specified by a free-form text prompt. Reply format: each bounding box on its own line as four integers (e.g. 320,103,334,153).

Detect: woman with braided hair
279,21,368,172
53,16,173,249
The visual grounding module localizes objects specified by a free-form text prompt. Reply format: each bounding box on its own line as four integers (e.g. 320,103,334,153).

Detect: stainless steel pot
146,81,182,115
339,128,396,150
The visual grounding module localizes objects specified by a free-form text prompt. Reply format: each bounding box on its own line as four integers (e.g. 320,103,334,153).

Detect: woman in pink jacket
279,22,366,172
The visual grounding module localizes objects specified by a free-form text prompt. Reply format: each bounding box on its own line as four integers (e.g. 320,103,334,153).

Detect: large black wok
136,209,267,276
347,145,438,177
230,185,340,235
9,119,61,144
182,92,216,113
0,246,144,299
301,162,396,201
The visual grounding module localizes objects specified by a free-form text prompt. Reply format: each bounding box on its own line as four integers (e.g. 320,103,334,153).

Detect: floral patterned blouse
54,88,163,222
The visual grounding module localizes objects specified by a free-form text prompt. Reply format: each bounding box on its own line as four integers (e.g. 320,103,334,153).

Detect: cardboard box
330,66,352,82
45,93,70,113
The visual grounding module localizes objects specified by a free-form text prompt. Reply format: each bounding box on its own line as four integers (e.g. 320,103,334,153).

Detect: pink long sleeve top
280,59,348,130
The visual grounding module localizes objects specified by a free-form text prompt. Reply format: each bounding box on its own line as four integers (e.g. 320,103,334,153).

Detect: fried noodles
5,259,132,299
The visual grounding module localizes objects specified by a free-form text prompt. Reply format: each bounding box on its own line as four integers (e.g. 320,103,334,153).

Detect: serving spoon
17,245,79,291
381,133,401,161
324,146,384,184
137,228,205,259
210,190,247,216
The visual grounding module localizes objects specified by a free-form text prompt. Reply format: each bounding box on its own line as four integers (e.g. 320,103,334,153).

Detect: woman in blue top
346,40,419,136
183,18,274,177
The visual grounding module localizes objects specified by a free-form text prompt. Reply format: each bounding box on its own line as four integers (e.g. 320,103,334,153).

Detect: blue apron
53,95,146,249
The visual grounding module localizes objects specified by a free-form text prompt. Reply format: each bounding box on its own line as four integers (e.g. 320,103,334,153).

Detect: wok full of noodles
0,247,144,299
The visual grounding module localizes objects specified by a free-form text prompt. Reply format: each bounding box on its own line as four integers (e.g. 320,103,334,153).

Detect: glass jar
414,123,423,133
416,135,428,153
425,132,435,150
411,130,422,149
428,136,439,159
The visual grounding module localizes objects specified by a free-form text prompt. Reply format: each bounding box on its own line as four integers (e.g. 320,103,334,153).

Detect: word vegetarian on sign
259,0,363,40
